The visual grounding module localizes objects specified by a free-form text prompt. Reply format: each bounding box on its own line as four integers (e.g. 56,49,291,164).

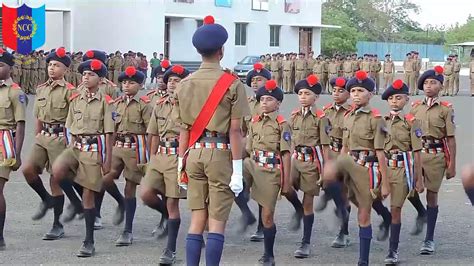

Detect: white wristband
232,159,243,175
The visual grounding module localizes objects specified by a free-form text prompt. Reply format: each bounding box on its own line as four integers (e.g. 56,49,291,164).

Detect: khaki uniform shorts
111,146,143,184
387,167,409,208
142,153,186,199
421,152,446,193
291,157,321,196
28,133,68,173
244,157,281,211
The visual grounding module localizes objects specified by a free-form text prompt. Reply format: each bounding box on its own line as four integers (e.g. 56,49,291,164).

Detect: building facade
1,0,335,67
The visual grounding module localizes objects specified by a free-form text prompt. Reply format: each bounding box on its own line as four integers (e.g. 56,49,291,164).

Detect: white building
1,0,337,68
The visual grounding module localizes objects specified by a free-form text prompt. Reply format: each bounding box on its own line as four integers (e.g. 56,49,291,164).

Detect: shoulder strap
140,95,151,103
276,115,286,124
188,72,237,148
315,109,325,118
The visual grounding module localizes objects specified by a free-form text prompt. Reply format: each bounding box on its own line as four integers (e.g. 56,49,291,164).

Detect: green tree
445,16,474,44
321,6,360,55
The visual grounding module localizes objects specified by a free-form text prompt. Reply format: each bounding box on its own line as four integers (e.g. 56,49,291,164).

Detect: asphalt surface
0,75,473,265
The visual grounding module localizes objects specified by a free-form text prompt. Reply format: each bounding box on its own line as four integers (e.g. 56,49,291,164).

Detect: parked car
233,56,260,80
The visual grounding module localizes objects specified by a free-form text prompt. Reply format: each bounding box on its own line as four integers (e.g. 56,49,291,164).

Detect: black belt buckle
296,146,312,154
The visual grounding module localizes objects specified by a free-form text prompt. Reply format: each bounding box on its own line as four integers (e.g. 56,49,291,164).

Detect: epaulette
411,100,422,107
140,95,151,103
114,95,124,103
276,115,286,124
315,109,325,118
105,95,114,104
323,103,332,111
344,109,353,117
404,113,415,124
146,90,156,96
37,81,48,88
66,82,75,90
69,93,80,101
11,83,20,89
157,96,167,105
291,108,300,116
440,101,453,108
371,108,381,118
252,115,261,123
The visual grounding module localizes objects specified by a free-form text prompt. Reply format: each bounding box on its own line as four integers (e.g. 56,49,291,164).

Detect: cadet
351,53,360,73
282,54,294,93
373,55,382,94
295,53,307,82
81,50,118,99
442,56,454,96
270,54,281,88
324,71,389,266
413,51,422,95
0,49,26,250
383,54,395,90
112,51,124,85
70,53,82,87
21,54,31,94
149,59,172,101
290,75,330,259
343,55,353,78
11,51,22,85
245,80,290,265
38,50,47,84
174,15,249,265
470,55,474,97
306,51,316,77
30,51,40,93
22,47,83,240
452,54,461,95
328,57,339,86
381,80,424,264
410,66,456,255
51,59,114,257
141,65,190,264
403,53,416,95
361,54,371,74
102,66,152,246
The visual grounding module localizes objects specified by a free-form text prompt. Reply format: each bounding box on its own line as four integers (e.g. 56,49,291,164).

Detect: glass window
252,0,269,11
235,23,247,46
196,20,203,28
270,25,280,47
215,0,232,7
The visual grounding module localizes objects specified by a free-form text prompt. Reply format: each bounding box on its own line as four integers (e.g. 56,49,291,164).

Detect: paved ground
0,75,473,265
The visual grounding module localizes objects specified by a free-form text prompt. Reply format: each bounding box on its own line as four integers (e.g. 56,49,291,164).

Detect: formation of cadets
0,14,472,266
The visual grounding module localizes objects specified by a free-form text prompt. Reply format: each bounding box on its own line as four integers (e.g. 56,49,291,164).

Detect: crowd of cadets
0,14,472,266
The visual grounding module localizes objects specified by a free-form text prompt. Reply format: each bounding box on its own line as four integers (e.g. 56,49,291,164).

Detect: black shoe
112,205,125,226
250,229,264,242
420,240,435,255
159,248,177,265
31,198,54,221
0,238,5,251
62,204,83,223
384,249,400,265
152,216,168,239
314,192,329,212
376,222,390,241
410,215,427,235
258,254,275,266
237,212,257,233
42,224,65,240
76,241,95,257
115,231,133,246
294,242,310,258
289,211,303,231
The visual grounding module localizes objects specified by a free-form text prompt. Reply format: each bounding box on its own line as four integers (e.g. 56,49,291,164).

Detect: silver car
233,56,260,80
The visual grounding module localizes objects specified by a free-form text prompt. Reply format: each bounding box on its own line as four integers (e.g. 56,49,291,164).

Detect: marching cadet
410,66,456,255
22,47,84,241
245,80,290,265
470,55,474,97
101,66,151,246
403,52,416,95
381,79,424,264
282,54,294,93
290,75,330,259
324,71,389,266
141,65,190,264
174,15,249,266
81,50,118,99
0,49,26,250
383,54,395,90
38,50,47,84
51,59,114,257
12,52,22,85
442,56,455,96
270,54,281,88
306,51,316,77
295,53,307,83
343,55,353,78
452,54,461,95
413,51,422,95
149,59,172,101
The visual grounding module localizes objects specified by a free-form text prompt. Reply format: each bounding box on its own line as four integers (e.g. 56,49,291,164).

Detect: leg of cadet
358,207,372,266
285,189,304,231
186,209,207,266
22,162,54,220
372,200,391,241
0,179,6,250
408,191,427,235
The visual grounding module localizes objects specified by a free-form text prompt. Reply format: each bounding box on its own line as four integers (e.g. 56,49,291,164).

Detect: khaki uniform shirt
361,60,371,72
403,59,414,72
114,94,152,135
306,58,316,72
453,61,461,73
78,79,118,99
147,95,180,139
383,60,395,73
323,102,352,140
113,56,124,71
343,106,386,151
174,62,250,133
352,59,359,72
409,98,455,139
295,59,307,71
66,90,115,135
328,61,339,74
312,61,323,74
283,60,294,72
246,111,291,154
34,79,75,124
290,107,330,147
343,61,353,73
443,61,454,75
0,79,26,130
383,112,422,152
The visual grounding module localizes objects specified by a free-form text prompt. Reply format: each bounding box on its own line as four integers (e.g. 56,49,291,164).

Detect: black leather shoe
258,254,275,266
376,222,390,241
410,215,427,235
289,211,303,231
420,240,435,255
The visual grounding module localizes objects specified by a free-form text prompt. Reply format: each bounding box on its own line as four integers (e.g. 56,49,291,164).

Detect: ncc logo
2,4,45,55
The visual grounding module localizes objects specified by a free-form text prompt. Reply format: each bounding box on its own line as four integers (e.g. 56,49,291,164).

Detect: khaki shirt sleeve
373,117,386,150
142,102,153,129
104,102,115,134
173,85,188,129
231,81,250,120
445,107,456,137
411,119,423,151
342,118,349,148
10,89,26,122
147,105,159,135
65,101,74,129
319,117,331,145
246,122,253,155
279,122,292,152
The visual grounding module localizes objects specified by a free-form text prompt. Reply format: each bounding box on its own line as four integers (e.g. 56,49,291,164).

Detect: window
215,0,232,7
285,0,300,14
196,20,203,28
252,0,269,11
235,23,247,46
270,25,280,47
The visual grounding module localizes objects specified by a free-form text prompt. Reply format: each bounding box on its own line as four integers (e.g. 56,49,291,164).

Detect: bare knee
426,190,438,207
22,163,39,181
391,207,402,224
167,198,180,219
302,194,314,215
358,208,371,227
140,187,157,205
261,208,274,228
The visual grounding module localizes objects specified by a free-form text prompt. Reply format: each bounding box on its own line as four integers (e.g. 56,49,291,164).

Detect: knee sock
359,225,372,265
408,192,426,217
0,212,5,239
466,188,474,206
302,214,314,244
257,205,263,232
124,198,137,233
53,195,64,227
84,208,95,243
234,192,253,218
72,182,83,198
389,223,401,252
286,190,304,214
340,205,351,235
105,183,124,207
186,234,203,266
59,180,82,208
325,182,348,219
263,225,277,257
95,190,105,218
425,206,439,241
372,200,391,226
166,218,181,252
205,233,225,266
28,178,51,202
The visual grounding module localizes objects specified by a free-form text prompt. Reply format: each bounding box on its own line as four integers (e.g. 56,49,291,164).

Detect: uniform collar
124,93,140,103
354,105,371,114
199,62,221,70
385,110,405,120
423,97,440,106
334,102,351,111
80,89,101,101
47,78,66,88
0,78,14,87
262,111,278,121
